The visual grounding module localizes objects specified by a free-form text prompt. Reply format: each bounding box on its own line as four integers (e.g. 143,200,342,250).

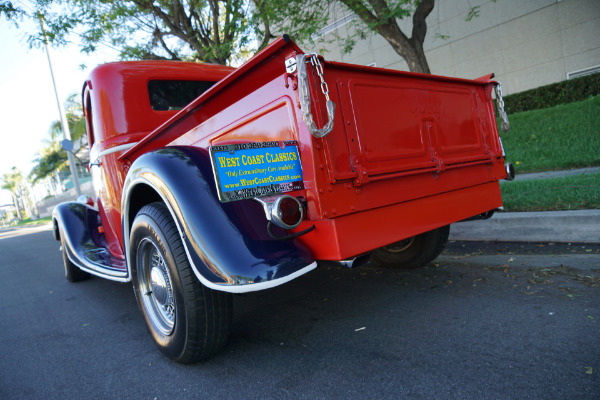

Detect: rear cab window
148,80,215,111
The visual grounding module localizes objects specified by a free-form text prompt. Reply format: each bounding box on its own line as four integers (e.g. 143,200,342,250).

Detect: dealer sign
210,141,304,202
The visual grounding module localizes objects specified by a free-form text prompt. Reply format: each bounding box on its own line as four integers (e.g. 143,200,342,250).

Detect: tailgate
317,62,501,184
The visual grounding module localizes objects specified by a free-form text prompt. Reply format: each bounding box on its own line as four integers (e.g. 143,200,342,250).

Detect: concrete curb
513,166,600,181
449,209,600,243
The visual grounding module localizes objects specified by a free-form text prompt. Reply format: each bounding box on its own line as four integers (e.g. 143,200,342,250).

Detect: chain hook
296,53,336,138
494,82,510,133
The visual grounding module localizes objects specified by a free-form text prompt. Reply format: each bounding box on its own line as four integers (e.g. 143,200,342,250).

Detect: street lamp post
38,14,81,197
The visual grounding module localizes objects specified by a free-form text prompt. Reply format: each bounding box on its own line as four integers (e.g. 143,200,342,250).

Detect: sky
0,16,119,205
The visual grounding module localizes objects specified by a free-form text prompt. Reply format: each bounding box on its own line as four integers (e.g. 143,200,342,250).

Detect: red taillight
77,195,95,207
278,197,303,227
271,195,304,229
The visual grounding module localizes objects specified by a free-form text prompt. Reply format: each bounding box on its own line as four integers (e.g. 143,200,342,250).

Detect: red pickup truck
53,35,513,363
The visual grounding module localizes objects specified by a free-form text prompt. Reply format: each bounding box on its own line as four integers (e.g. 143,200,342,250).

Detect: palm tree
1,167,25,220
30,94,88,184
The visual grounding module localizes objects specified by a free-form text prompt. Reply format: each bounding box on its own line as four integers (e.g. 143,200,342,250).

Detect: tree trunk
406,38,431,74
383,36,431,74
341,0,435,74
11,191,22,220
387,0,434,74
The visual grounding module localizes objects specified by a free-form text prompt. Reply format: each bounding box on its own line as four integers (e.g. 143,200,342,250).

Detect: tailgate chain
296,53,336,138
494,82,510,132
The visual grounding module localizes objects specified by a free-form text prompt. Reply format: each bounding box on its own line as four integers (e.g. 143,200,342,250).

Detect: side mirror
61,139,74,152
60,139,89,171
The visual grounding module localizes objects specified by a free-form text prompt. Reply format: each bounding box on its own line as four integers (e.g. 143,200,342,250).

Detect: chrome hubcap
137,238,175,336
150,266,169,306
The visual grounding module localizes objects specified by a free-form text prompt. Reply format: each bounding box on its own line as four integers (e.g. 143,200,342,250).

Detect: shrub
502,73,600,113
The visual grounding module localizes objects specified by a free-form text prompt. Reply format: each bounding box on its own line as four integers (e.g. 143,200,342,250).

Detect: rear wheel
373,225,450,269
130,202,232,363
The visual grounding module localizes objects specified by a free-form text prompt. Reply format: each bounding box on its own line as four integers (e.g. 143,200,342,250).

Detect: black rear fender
122,147,316,293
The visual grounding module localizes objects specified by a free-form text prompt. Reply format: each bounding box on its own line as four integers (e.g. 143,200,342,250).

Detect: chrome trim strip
98,143,138,158
224,262,317,293
65,249,128,282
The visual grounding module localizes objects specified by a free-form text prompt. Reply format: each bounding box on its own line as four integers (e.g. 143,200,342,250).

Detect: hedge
502,72,600,114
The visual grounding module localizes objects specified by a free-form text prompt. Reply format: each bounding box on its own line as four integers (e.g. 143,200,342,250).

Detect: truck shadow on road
228,244,600,358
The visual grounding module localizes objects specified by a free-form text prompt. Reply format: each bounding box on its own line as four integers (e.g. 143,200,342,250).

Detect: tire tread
133,202,231,363
373,225,450,269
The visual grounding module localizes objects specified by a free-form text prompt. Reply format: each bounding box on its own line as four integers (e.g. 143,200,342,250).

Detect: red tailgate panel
350,83,436,173
333,75,492,180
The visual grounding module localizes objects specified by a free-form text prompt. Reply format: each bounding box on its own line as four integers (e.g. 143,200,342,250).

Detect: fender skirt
53,202,128,281
122,147,316,293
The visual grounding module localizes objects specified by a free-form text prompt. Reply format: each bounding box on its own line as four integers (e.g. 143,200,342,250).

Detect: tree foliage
16,0,325,65
6,0,435,71
29,132,68,186
0,1,21,20
29,94,88,184
287,0,434,73
1,167,25,220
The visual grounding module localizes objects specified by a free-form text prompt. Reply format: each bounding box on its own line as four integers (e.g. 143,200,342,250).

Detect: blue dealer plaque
210,141,304,202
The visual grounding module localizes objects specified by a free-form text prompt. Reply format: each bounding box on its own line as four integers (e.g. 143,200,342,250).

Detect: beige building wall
311,0,600,95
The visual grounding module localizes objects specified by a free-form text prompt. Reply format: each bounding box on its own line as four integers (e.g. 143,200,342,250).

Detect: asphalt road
1,224,599,399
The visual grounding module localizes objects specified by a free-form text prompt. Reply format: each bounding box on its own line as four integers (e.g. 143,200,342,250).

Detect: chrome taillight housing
255,195,304,229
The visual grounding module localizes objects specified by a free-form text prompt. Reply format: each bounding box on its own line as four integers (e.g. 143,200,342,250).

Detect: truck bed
120,36,507,260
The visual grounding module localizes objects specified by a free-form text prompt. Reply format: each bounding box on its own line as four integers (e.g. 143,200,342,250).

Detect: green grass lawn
500,95,600,174
500,173,600,212
15,216,52,227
